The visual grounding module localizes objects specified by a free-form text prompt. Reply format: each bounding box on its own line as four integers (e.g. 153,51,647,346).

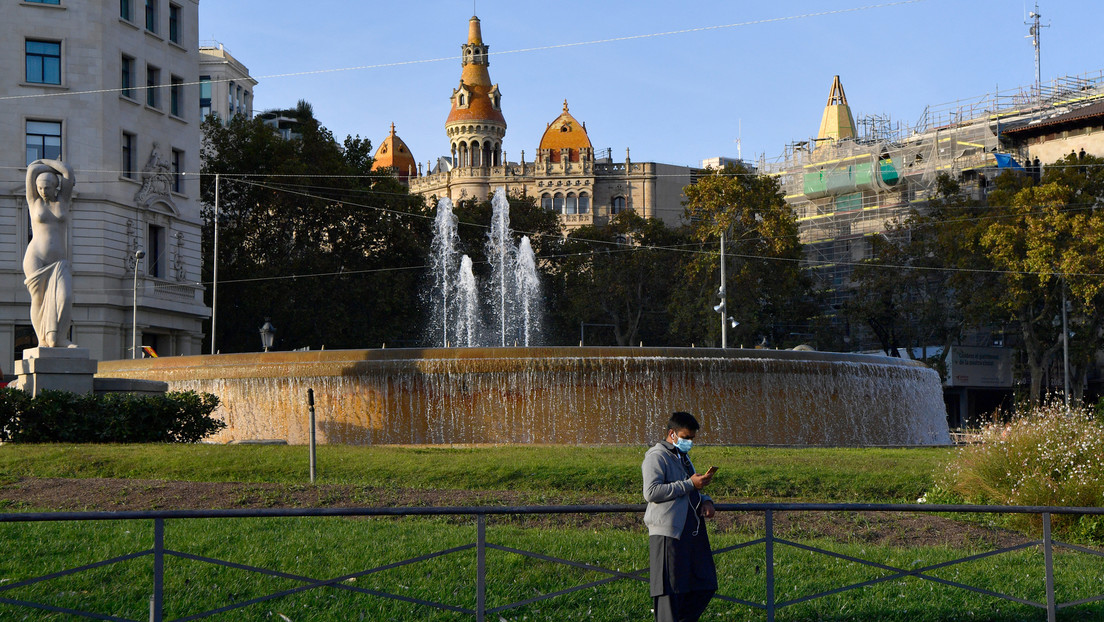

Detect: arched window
541,193,552,211
458,93,466,107
578,193,590,214
565,193,578,215
553,193,564,214
482,143,492,168
459,143,469,167
471,141,480,167
611,196,626,215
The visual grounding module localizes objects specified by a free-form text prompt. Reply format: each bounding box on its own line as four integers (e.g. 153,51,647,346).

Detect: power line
0,1,930,103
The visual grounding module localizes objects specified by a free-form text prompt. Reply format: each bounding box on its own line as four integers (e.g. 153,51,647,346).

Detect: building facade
405,16,697,229
0,0,208,363
199,43,256,122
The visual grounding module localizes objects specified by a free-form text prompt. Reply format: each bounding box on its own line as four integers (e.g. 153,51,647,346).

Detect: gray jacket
642,441,711,538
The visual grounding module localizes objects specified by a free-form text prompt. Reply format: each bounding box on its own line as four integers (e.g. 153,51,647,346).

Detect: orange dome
372,123,418,181
538,101,592,162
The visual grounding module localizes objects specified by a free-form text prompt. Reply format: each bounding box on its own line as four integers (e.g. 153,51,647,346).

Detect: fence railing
2,503,1103,621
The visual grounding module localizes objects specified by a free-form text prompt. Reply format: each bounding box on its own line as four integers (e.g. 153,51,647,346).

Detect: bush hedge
934,399,1104,541
0,388,223,443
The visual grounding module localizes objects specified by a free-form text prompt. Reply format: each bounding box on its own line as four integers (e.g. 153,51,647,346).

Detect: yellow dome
372,123,417,181
538,101,592,163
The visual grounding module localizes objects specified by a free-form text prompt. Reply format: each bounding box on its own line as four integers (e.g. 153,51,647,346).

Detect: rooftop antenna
1025,2,1049,103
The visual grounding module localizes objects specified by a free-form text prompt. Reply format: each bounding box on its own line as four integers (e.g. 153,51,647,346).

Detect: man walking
642,411,717,622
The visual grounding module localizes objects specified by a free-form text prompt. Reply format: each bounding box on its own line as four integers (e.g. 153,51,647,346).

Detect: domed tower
446,16,506,168
537,100,593,163
371,123,418,183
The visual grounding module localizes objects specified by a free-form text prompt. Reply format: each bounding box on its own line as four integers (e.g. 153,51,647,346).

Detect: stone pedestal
12,347,97,396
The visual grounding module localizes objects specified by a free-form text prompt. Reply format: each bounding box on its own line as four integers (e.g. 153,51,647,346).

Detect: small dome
538,101,592,162
372,123,418,181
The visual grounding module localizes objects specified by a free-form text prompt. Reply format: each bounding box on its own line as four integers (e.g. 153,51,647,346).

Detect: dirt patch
0,477,1030,550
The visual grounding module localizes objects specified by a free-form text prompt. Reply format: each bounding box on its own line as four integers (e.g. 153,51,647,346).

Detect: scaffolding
762,68,1104,313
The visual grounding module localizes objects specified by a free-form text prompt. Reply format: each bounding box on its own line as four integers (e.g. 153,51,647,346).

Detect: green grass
3,515,1103,621
0,444,952,502
4,444,1101,620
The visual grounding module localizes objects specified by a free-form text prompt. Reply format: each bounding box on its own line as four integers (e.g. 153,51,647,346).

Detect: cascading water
101,347,953,447
455,255,480,347
485,188,517,346
515,236,542,347
428,197,460,347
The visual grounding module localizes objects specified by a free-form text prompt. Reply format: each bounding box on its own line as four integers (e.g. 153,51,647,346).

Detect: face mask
671,436,693,453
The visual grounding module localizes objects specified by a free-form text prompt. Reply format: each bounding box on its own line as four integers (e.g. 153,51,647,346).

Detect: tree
972,154,1104,403
557,212,690,346
672,165,814,348
845,175,967,365
200,111,431,353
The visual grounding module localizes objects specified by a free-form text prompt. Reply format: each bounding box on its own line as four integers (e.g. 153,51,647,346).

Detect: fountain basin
97,347,950,446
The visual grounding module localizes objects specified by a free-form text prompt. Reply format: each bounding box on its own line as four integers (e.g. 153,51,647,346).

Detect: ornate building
403,16,698,229
0,0,208,362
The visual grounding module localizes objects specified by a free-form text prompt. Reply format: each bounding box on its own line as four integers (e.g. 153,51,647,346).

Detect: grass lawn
0,443,953,502
2,443,1101,621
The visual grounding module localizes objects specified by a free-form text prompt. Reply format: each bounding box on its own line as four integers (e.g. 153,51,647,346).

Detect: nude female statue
24,159,77,348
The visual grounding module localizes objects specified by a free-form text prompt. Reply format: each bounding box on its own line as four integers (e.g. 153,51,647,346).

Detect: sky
199,0,1104,169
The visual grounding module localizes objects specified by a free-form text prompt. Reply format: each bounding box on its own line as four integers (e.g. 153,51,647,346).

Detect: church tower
446,16,506,169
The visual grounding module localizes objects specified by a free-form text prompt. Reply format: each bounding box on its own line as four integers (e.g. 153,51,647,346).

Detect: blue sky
200,1,1104,169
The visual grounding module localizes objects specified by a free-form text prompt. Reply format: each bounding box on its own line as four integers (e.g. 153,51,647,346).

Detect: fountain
426,188,543,348
98,347,951,446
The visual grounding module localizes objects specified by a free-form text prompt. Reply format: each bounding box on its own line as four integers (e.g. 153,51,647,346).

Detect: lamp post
259,318,275,352
132,249,145,359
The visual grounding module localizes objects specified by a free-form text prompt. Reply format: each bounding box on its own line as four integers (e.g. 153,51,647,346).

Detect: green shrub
938,399,1104,540
0,388,223,443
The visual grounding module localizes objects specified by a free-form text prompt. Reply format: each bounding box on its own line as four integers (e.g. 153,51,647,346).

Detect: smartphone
705,466,718,476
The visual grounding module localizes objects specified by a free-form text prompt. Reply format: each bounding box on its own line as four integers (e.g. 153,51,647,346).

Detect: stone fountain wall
97,347,951,446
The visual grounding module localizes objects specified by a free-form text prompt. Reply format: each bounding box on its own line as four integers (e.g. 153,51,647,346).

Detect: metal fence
2,502,1103,621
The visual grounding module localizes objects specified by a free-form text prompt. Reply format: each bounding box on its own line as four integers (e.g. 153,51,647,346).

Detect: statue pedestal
12,347,97,396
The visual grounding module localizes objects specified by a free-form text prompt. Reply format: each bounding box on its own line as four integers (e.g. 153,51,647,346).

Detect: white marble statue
24,159,77,348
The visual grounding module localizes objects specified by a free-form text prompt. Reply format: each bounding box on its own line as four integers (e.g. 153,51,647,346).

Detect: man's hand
700,500,716,519
690,470,714,490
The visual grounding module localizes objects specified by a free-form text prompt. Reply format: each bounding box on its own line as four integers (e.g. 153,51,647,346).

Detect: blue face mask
672,436,693,453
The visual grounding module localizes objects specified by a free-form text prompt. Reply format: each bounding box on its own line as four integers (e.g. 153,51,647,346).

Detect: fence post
307,388,316,483
765,509,775,622
150,518,164,622
476,513,486,622
1043,512,1056,622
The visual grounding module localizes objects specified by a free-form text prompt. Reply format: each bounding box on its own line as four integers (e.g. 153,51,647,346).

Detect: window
26,40,61,85
170,75,182,116
242,90,250,116
145,64,160,108
168,3,181,43
565,193,578,215
235,85,242,115
541,193,552,211
120,0,132,21
578,193,590,214
553,193,564,214
199,75,211,119
122,132,135,178
26,121,62,165
121,55,135,99
611,196,626,215
148,224,165,278
171,149,183,193
144,0,157,32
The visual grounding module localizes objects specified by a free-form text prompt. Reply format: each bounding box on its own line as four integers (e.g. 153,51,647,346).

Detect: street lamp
259,318,275,352
132,249,145,359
